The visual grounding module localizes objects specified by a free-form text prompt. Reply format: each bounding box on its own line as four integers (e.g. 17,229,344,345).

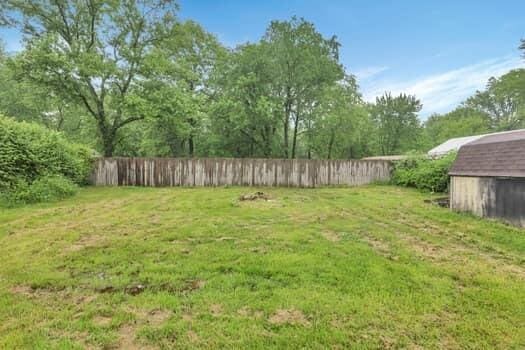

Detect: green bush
1,175,78,205
0,116,93,204
392,152,456,193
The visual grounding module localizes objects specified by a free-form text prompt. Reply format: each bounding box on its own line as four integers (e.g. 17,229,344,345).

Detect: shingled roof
449,129,525,177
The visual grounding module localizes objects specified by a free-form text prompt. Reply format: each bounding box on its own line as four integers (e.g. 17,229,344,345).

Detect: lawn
0,185,524,349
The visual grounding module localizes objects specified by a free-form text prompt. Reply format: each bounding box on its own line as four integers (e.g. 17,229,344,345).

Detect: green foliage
2,4,525,160
372,93,423,155
0,116,92,203
424,107,491,148
308,77,373,159
4,0,179,156
1,175,77,205
465,69,525,131
392,152,456,192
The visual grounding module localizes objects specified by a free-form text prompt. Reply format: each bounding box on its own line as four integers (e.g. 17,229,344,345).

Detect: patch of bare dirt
146,309,171,326
123,307,172,329
95,284,146,295
268,308,311,327
118,328,139,349
93,315,112,327
117,325,146,350
379,334,396,349
239,192,270,201
184,279,206,292
396,232,525,279
360,235,393,256
237,306,264,319
187,330,200,343
96,285,117,293
76,294,97,304
237,306,251,317
66,235,107,252
10,285,98,305
321,230,340,242
249,246,268,254
437,336,461,350
9,285,34,296
400,236,449,261
149,214,161,225
210,304,223,317
216,236,236,242
125,284,146,295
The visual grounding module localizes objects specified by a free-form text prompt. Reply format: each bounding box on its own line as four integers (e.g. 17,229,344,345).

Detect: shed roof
362,155,407,161
449,129,525,177
427,134,485,157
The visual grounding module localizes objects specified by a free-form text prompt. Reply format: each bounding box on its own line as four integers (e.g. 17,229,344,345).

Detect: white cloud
354,66,389,80
362,55,523,117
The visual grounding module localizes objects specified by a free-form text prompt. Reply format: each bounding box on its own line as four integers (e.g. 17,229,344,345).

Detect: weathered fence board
90,157,392,187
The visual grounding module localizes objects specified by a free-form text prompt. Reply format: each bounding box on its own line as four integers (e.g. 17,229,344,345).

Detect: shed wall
450,175,525,227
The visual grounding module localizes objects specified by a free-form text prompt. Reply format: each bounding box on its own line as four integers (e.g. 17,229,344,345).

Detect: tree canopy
1,3,525,159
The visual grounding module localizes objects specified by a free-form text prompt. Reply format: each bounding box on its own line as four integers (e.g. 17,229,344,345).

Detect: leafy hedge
0,116,93,204
2,175,79,204
391,152,456,193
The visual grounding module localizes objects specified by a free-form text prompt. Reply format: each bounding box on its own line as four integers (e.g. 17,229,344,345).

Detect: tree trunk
291,113,300,159
283,90,292,158
98,118,116,157
188,136,194,157
327,131,335,159
283,114,289,158
102,134,115,157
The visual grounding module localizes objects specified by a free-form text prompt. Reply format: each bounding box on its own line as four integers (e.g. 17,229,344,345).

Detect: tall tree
263,17,344,158
2,0,178,156
139,20,226,157
465,69,525,131
424,107,491,148
0,44,99,146
372,93,422,155
307,75,372,159
209,43,281,157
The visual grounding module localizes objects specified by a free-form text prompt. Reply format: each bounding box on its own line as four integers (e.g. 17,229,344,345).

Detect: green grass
0,185,524,349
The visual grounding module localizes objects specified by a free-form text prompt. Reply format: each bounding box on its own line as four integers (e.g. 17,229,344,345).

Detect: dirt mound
239,192,270,201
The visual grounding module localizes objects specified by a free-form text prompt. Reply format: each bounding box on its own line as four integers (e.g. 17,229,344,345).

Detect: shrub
1,175,78,205
392,152,456,193
0,116,93,204
0,116,93,188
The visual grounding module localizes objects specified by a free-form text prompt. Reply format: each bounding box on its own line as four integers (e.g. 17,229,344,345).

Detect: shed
449,129,525,227
362,155,407,161
427,134,486,158
427,129,525,158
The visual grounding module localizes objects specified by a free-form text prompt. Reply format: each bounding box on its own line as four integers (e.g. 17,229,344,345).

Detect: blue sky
1,0,524,117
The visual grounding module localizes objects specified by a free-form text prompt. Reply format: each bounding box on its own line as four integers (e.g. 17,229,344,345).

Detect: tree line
1,0,524,158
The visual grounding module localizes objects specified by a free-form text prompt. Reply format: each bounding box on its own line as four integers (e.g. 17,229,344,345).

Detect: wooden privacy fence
90,157,392,188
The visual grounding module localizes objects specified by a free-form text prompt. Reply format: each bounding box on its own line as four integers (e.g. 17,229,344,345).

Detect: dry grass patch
117,324,157,350
66,234,108,252
237,306,264,319
321,229,340,242
268,309,311,327
210,304,223,317
93,315,112,327
187,330,200,343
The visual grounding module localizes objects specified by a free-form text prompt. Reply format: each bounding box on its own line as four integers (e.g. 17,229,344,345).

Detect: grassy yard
0,185,524,349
